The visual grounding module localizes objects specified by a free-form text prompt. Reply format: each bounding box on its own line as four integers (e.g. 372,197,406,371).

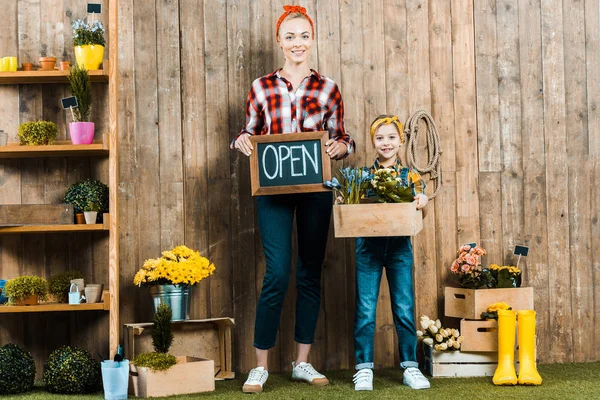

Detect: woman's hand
234,133,253,156
414,194,429,209
325,139,348,159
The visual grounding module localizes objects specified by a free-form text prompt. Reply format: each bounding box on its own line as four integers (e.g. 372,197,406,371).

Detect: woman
231,5,354,394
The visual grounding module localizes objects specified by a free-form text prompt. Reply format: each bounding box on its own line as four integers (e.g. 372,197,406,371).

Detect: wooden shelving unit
0,139,109,158
0,214,110,234
0,67,108,84
0,1,119,359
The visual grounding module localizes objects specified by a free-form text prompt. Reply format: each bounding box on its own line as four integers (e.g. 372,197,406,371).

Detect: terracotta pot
59,61,71,71
75,213,86,224
22,62,33,71
15,294,39,306
38,56,56,71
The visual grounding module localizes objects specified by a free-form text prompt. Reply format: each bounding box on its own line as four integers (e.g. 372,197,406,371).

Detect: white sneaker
403,367,430,389
242,366,269,393
291,361,329,386
353,368,373,391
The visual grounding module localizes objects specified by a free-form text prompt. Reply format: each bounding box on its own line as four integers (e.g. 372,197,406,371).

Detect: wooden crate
444,286,534,319
124,317,234,380
424,344,519,377
130,356,214,397
0,204,73,226
460,319,498,352
333,201,423,238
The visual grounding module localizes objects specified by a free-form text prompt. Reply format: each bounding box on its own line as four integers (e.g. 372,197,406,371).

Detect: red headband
276,5,315,39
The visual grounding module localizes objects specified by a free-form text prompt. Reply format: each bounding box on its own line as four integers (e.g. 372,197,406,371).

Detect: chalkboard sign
249,131,331,196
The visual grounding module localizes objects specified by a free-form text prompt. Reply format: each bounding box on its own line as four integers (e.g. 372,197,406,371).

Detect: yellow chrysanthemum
487,302,511,312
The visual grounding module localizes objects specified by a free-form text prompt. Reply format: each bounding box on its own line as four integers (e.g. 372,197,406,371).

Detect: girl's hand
414,194,428,209
325,139,348,159
234,133,253,156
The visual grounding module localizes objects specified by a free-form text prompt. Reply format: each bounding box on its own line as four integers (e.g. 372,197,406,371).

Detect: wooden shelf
0,67,108,84
0,139,109,159
0,214,110,234
0,291,110,313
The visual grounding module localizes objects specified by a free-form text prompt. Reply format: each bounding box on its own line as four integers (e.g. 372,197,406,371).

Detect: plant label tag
87,3,102,14
514,245,529,257
61,96,78,109
464,242,477,249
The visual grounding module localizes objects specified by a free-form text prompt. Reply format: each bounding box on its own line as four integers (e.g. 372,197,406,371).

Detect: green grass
3,362,599,400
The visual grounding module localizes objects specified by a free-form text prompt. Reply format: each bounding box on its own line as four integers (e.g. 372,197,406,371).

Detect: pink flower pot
69,122,95,144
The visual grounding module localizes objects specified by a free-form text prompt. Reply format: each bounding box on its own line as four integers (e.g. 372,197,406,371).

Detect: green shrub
17,121,58,145
43,346,101,394
63,179,109,214
0,344,35,394
132,352,177,371
4,275,48,304
48,271,84,303
67,63,92,122
152,303,174,353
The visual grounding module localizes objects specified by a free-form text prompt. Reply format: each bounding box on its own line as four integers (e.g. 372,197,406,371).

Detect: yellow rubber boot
517,310,542,385
492,309,517,385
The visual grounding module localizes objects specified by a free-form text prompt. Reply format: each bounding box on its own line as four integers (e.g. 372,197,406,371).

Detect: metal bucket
148,285,191,321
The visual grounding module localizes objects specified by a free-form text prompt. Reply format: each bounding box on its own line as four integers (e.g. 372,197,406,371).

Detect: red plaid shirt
231,69,355,157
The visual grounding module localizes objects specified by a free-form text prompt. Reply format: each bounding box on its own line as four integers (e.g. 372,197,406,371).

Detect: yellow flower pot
74,44,104,70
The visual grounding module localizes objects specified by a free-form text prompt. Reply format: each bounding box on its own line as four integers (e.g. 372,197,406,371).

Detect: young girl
232,5,354,394
352,115,430,391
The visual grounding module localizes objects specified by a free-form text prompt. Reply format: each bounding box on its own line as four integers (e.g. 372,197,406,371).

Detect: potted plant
83,201,100,224
4,275,48,306
72,19,105,70
48,270,84,303
327,167,423,237
63,179,109,223
66,63,94,144
17,121,58,146
130,304,215,397
133,245,215,321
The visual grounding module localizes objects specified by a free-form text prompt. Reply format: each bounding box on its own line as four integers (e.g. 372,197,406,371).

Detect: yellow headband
370,115,405,144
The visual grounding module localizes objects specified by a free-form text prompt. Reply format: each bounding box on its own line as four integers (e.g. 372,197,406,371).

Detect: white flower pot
84,211,98,224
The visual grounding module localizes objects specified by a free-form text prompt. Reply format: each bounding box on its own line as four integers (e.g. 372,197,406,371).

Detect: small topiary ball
43,346,101,394
0,343,36,394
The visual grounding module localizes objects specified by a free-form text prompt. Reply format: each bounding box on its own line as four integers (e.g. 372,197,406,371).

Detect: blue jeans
253,192,332,350
354,236,418,370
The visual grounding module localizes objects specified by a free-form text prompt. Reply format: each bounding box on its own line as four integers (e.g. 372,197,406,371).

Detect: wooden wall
0,0,599,374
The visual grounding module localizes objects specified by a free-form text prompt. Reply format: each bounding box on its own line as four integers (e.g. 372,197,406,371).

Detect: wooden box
424,344,519,377
444,286,534,319
460,319,498,352
333,201,423,238
130,356,214,397
0,204,73,226
124,317,234,380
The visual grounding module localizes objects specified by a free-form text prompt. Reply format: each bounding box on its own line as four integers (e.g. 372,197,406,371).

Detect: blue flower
323,177,342,189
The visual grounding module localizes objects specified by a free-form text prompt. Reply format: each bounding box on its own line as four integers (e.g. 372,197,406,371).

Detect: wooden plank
228,0,255,373
333,202,423,237
451,0,480,245
206,0,232,322
0,141,108,158
540,0,573,363
384,0,408,125
0,302,108,313
586,0,600,158
592,159,600,361
563,0,594,363
0,222,109,234
518,0,551,364
156,0,184,250
459,319,498,352
0,70,109,84
474,0,501,173
478,172,503,263
0,204,73,225
428,0,457,318
180,0,210,322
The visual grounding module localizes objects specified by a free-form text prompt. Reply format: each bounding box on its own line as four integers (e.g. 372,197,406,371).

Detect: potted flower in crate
63,178,109,224
327,167,424,238
4,275,48,306
66,63,94,144
130,303,215,397
445,245,534,319
133,245,215,321
72,19,105,70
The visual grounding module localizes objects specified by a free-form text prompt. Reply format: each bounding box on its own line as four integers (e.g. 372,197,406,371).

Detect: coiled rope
404,110,442,199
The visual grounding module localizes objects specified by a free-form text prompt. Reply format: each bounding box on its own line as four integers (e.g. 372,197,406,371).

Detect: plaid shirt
371,158,426,196
231,69,354,156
